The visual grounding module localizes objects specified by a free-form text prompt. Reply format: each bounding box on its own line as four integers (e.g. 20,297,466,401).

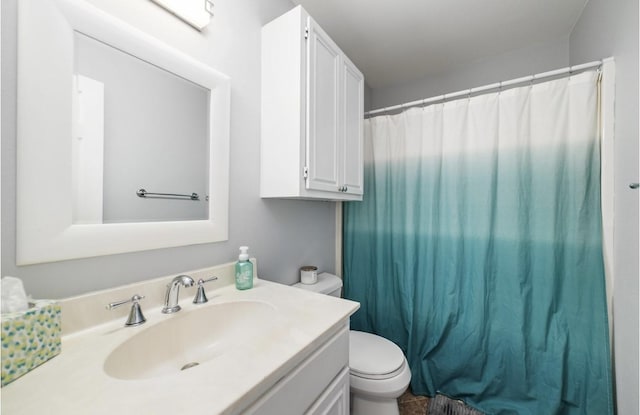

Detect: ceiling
291,0,588,89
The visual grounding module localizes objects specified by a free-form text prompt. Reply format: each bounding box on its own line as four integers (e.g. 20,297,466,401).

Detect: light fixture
151,0,214,31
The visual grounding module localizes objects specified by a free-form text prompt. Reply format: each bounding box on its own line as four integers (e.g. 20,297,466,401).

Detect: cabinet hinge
303,166,309,180
304,27,309,40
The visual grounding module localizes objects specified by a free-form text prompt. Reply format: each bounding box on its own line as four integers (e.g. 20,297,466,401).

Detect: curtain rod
365,60,604,117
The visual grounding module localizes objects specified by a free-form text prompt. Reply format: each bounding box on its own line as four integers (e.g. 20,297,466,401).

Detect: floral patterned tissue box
1,300,61,386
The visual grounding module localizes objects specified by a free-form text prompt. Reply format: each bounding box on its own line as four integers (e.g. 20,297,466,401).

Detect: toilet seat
349,358,412,399
349,331,406,380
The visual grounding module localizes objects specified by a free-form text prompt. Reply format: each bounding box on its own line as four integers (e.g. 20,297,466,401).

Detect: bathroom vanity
1,262,359,414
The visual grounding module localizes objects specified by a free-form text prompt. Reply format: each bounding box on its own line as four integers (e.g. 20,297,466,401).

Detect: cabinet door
305,17,341,193
306,367,350,415
341,57,364,196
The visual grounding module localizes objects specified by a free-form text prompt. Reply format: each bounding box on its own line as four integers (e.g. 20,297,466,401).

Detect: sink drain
180,362,200,371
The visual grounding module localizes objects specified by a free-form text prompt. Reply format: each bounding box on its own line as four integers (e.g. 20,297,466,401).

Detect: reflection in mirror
17,0,230,265
72,32,210,224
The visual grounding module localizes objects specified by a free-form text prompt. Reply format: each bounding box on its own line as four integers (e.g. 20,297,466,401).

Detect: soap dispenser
235,246,253,290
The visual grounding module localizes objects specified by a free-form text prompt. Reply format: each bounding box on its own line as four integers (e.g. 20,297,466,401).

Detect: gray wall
2,0,337,299
370,36,569,110
364,83,373,112
570,0,639,413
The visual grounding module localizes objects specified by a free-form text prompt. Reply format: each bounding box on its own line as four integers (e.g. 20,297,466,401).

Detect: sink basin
104,300,279,380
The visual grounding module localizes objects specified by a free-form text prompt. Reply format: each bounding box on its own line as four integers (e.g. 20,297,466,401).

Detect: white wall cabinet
261,6,364,201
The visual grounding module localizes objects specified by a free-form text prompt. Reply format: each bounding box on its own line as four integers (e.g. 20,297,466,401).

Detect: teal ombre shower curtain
343,71,613,414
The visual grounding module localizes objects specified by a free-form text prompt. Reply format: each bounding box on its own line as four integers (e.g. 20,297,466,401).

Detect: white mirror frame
17,0,230,265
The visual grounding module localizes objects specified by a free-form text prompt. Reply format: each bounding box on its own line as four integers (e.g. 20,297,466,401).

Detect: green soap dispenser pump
235,246,253,290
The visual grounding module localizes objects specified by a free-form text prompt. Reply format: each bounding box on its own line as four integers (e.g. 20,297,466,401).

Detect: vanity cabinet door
241,326,349,415
305,367,350,415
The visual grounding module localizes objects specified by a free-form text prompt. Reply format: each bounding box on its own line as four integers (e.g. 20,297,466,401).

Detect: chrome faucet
162,275,195,314
106,294,147,327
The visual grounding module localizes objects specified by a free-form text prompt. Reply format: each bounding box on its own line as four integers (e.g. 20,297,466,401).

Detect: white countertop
1,279,359,415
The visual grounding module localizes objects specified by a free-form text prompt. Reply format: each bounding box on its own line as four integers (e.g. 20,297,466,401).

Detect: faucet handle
106,294,146,327
193,276,219,304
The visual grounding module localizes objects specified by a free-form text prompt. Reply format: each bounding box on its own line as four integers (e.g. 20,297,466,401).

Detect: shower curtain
343,71,613,414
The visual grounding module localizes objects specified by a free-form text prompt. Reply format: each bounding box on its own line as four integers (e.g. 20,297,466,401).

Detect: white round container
300,266,318,284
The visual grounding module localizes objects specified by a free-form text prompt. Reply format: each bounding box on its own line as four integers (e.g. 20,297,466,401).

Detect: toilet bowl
293,273,411,415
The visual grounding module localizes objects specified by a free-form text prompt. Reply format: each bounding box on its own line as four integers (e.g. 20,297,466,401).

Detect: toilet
293,273,411,415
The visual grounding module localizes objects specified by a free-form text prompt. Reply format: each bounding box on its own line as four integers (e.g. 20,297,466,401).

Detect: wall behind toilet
0,0,338,298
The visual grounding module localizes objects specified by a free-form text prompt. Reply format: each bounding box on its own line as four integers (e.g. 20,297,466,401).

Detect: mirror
72,32,210,224
17,0,230,264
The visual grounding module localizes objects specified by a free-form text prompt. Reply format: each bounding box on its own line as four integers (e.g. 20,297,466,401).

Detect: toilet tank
292,273,342,297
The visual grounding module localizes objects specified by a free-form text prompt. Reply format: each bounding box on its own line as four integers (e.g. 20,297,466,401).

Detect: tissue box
1,300,61,386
